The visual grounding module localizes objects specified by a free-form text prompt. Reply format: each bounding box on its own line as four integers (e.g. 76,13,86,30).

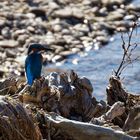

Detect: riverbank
0,0,140,79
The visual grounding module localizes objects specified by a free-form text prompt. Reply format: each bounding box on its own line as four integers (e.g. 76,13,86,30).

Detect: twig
114,22,139,78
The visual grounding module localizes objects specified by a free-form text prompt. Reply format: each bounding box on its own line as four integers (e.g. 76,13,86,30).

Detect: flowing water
45,0,140,101
46,29,140,100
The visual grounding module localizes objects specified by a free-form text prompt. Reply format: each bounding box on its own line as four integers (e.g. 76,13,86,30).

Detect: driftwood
0,96,42,140
0,78,18,95
0,96,137,140
90,101,125,126
40,112,136,140
18,70,106,121
106,75,140,107
106,75,140,134
0,71,140,139
123,105,140,131
106,76,128,106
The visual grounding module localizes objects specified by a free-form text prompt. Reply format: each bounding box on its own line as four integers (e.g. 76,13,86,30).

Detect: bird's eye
32,48,38,51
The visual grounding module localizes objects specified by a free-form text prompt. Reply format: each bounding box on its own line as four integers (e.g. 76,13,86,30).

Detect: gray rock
27,26,35,32
60,51,74,57
101,0,125,6
6,49,16,58
17,34,29,44
107,11,124,21
126,4,140,12
96,36,109,44
52,45,64,53
72,7,84,19
124,15,136,21
71,48,81,53
12,29,28,39
63,35,74,43
62,29,71,35
73,24,89,34
0,40,18,48
52,55,64,62
0,19,6,27
1,27,11,39
53,7,84,19
45,32,56,45
53,24,62,32
29,7,47,19
48,1,59,10
53,7,72,18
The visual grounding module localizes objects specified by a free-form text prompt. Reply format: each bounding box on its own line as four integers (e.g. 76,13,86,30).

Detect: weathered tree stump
0,96,42,140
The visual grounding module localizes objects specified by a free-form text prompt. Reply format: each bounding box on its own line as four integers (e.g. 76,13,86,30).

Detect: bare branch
114,22,139,78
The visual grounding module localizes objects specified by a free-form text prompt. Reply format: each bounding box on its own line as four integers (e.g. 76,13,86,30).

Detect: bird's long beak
27,43,54,55
43,47,54,52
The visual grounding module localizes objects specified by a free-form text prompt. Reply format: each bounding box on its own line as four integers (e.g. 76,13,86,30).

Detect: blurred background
0,0,140,100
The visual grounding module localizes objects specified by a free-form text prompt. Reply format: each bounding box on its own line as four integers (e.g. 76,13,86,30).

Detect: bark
90,101,125,125
43,112,136,140
0,96,42,140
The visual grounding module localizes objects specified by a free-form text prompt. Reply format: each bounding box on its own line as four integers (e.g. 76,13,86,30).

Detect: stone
0,0,137,80
73,24,89,34
29,7,47,20
62,29,71,35
72,7,84,19
71,48,80,53
126,4,140,12
27,26,35,32
12,29,28,39
0,40,18,48
53,7,72,18
101,0,125,6
53,24,62,32
53,7,84,19
63,35,74,43
0,19,6,27
124,15,136,21
48,1,59,10
45,32,56,45
107,11,124,21
96,36,109,45
6,49,16,58
52,55,64,62
1,27,11,39
59,51,74,57
52,45,64,53
17,34,29,44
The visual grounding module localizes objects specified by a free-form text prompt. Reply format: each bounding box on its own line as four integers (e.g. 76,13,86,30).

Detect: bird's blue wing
25,53,42,85
25,57,34,85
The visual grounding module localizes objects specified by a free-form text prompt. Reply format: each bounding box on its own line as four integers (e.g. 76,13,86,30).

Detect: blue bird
25,43,52,85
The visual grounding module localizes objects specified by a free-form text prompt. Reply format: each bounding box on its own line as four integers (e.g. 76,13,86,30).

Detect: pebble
6,49,17,58
0,0,137,78
101,0,125,6
53,7,73,18
1,27,11,39
71,48,81,53
124,15,136,21
96,36,109,45
0,40,18,48
29,7,47,19
53,24,62,32
107,11,124,21
52,55,64,63
73,24,89,34
59,51,74,57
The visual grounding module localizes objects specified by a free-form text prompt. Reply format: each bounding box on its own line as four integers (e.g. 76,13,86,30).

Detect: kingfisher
25,43,52,85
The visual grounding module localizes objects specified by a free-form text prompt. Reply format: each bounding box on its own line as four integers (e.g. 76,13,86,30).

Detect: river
45,0,140,101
